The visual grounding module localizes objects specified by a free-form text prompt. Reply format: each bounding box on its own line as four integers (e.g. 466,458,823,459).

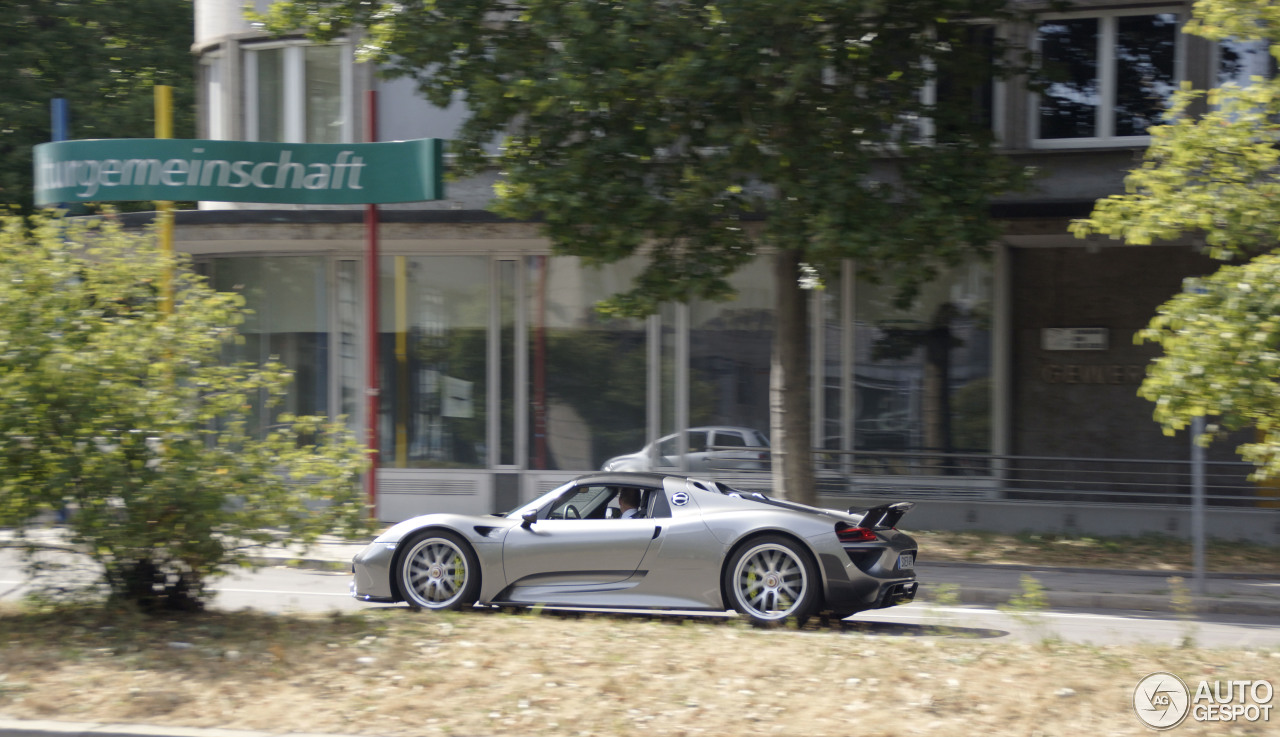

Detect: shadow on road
824,618,1008,639
465,605,1010,639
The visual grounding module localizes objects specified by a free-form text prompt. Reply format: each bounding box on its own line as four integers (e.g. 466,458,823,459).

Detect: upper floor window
931,24,1002,143
1218,38,1274,88
244,42,351,143
1033,10,1183,147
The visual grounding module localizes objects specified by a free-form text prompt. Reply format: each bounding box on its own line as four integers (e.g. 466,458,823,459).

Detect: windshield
502,479,577,518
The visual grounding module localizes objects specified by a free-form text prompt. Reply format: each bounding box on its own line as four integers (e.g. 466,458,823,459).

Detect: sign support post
154,86,174,313
364,90,380,517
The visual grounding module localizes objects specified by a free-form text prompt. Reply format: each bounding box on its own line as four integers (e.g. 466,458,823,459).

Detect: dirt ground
1,602,1277,737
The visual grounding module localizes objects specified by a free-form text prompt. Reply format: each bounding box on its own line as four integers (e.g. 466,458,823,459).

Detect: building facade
183,0,1256,521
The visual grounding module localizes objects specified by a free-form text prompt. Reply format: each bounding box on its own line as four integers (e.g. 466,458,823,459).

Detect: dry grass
909,529,1280,573
2,531,1277,735
1,602,1277,736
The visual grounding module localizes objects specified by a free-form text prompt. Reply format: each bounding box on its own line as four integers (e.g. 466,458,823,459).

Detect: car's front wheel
723,535,818,627
397,530,480,611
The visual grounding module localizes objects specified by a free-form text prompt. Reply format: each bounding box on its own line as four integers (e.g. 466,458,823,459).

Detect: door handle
651,526,662,539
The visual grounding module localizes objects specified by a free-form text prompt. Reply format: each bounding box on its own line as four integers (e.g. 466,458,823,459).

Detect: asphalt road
3,551,1278,649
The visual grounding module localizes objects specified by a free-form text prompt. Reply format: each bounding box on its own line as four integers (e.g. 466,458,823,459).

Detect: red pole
364,89,380,516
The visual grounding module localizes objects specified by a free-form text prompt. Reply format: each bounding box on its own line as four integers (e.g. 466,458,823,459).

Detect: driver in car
618,488,641,518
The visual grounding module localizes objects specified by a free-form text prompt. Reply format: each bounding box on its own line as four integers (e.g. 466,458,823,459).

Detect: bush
0,213,370,611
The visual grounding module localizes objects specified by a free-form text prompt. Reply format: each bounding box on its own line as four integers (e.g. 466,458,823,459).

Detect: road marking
882,604,1187,624
213,587,349,597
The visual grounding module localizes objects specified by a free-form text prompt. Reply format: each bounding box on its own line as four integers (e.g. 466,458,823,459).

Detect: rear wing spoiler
847,501,915,530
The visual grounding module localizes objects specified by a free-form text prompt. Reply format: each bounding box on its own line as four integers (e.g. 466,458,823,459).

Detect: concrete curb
917,585,1280,617
0,719,363,737
245,555,351,573
919,559,1280,581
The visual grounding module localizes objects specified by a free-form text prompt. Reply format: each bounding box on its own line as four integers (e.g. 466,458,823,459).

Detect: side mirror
521,511,538,529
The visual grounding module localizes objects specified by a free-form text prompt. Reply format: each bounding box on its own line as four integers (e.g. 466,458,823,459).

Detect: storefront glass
853,263,992,456
689,259,775,443
204,256,330,434
526,255,648,471
377,256,488,469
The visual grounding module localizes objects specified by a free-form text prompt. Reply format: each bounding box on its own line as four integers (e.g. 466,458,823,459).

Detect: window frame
243,40,354,144
1030,8,1186,149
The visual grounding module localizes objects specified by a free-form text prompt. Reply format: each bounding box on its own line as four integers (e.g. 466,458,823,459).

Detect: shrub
0,213,370,611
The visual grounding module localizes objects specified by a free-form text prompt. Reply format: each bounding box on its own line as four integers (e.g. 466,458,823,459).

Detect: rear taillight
836,525,878,543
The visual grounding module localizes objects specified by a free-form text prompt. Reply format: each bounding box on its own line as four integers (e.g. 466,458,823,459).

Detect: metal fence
712,448,1279,508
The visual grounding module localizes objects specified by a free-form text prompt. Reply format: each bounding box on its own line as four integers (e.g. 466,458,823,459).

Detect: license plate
898,553,915,570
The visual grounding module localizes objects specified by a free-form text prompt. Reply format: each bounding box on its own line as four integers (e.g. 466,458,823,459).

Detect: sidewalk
914,561,1280,617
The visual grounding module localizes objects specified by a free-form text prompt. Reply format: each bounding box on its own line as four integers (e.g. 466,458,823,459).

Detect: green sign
34,138,444,206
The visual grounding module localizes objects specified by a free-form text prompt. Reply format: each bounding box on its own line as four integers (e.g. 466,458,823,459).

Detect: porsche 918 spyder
350,472,918,625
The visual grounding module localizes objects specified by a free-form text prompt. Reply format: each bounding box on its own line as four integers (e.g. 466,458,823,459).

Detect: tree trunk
770,248,815,506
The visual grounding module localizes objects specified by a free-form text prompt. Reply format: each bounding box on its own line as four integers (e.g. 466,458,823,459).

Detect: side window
602,485,671,519
687,430,709,452
546,485,612,520
650,489,673,519
715,431,747,448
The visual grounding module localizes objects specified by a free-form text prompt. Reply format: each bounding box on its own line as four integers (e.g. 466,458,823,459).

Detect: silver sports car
350,472,919,625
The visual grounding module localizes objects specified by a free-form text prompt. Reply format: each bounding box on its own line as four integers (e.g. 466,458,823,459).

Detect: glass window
1218,39,1274,87
547,485,612,520
204,256,331,434
378,256,488,469
1114,14,1179,137
305,45,344,144
933,24,999,142
853,263,991,457
253,47,286,142
246,43,349,143
821,270,845,453
527,256,648,471
1035,12,1181,145
1036,17,1100,140
715,431,747,448
689,259,775,442
336,260,361,434
497,260,518,467
200,54,227,140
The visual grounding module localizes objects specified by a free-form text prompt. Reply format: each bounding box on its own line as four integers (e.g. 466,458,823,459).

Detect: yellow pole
154,85,174,313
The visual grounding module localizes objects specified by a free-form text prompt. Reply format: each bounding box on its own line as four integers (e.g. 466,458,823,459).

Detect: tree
0,0,196,211
1071,0,1280,480
265,0,1030,504
0,214,370,611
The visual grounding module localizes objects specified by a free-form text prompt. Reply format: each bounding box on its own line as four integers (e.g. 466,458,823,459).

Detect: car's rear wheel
723,535,818,627
398,530,480,611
